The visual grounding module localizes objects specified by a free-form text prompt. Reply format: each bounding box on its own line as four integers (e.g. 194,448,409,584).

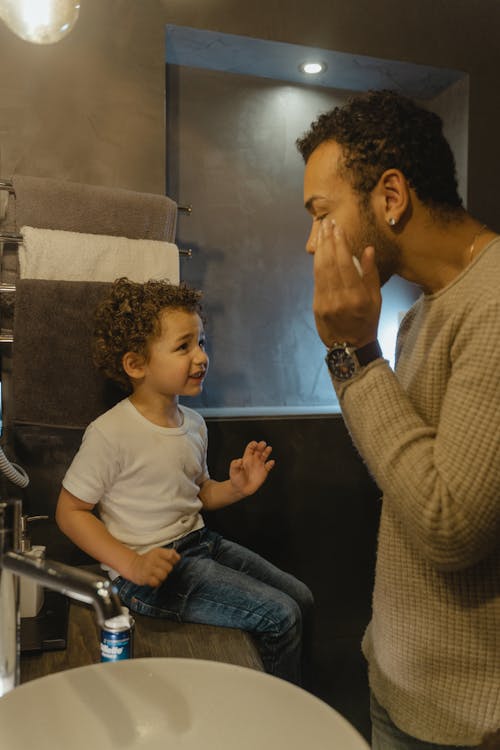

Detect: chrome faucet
0,498,123,697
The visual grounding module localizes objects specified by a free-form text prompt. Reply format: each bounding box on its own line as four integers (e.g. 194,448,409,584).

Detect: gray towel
12,279,124,429
1,175,177,242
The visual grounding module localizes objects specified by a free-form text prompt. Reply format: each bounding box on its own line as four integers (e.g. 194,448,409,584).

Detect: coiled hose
0,446,29,488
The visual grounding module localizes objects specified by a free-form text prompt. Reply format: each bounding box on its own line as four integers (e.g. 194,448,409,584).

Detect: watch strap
354,340,383,367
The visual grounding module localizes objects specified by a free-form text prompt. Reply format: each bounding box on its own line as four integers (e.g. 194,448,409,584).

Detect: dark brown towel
12,279,124,429
2,175,177,242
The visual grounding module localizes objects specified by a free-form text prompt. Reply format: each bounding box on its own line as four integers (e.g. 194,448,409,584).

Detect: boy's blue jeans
112,527,314,685
371,692,481,750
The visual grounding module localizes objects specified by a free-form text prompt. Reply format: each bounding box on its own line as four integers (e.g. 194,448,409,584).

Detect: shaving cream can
100,607,135,662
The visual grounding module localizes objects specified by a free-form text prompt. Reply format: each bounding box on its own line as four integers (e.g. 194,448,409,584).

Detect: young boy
56,277,313,684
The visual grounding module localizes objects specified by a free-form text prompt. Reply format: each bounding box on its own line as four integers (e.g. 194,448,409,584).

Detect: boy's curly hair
93,277,203,392
296,89,463,214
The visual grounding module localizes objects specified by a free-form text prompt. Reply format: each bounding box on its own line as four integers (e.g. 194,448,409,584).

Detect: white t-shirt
63,398,208,577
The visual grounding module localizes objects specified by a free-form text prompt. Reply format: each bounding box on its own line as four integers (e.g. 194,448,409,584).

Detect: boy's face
142,309,208,398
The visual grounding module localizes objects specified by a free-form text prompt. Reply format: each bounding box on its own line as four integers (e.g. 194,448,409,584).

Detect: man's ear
122,351,146,380
373,169,410,227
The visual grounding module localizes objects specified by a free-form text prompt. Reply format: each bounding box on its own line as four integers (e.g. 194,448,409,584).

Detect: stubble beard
353,200,402,286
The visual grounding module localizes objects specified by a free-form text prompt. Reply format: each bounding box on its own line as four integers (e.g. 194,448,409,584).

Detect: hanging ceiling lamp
0,0,80,45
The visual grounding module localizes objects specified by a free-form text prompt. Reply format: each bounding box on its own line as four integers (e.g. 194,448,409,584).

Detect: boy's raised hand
229,440,275,497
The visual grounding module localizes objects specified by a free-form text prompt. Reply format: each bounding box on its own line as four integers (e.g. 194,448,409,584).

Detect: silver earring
389,217,397,227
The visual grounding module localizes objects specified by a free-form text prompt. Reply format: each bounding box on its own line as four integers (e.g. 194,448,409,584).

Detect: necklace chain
469,224,488,262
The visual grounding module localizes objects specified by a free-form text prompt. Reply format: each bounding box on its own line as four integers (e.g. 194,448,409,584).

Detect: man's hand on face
313,219,382,348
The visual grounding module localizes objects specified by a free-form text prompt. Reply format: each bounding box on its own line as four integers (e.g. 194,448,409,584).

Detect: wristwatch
325,340,382,382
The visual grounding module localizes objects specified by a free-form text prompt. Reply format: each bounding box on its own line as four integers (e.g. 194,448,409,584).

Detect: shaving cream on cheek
352,255,363,277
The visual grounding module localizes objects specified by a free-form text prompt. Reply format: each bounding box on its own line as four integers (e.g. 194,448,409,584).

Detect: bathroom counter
20,600,263,684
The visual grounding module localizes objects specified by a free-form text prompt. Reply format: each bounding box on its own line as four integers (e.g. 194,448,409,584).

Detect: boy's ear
122,351,146,379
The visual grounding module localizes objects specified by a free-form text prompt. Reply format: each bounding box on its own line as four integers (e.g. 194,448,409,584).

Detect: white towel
0,190,8,221
19,226,180,284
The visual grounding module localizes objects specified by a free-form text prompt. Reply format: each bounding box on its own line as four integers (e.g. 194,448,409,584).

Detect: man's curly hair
93,277,203,392
296,89,463,213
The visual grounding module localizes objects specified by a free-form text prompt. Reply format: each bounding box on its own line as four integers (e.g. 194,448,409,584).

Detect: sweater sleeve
335,300,500,572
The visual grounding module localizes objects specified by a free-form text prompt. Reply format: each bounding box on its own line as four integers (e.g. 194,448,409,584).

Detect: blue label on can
100,627,132,662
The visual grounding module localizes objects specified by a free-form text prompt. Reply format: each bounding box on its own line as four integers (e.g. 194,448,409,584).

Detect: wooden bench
21,600,263,684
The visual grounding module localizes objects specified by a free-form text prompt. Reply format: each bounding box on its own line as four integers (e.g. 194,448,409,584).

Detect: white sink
0,658,370,749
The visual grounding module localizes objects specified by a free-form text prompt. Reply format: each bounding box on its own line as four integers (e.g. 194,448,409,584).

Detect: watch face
326,346,356,381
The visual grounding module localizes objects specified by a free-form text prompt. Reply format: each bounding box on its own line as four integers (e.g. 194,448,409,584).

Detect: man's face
303,140,401,285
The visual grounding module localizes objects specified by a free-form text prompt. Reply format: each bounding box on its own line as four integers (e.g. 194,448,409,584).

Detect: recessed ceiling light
299,62,327,75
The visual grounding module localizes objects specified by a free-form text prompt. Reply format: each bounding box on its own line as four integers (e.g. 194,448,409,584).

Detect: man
297,90,500,749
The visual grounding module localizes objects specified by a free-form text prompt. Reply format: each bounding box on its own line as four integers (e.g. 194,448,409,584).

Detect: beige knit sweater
335,239,500,744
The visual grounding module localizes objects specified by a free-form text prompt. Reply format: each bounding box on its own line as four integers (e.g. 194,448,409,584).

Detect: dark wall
205,415,380,736
205,416,380,633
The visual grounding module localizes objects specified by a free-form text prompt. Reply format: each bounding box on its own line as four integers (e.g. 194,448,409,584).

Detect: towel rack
0,180,14,194
0,179,192,215
0,177,192,253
